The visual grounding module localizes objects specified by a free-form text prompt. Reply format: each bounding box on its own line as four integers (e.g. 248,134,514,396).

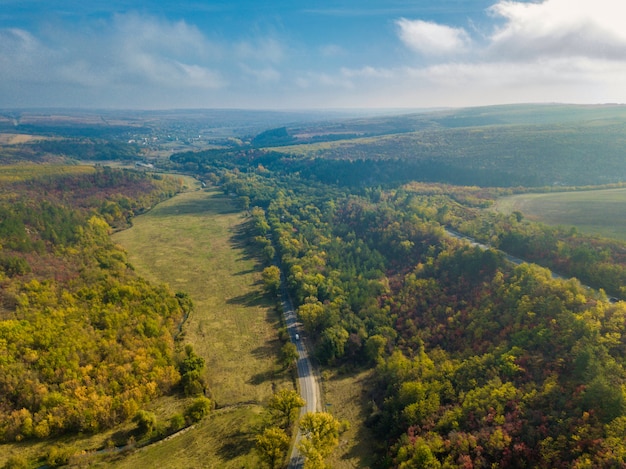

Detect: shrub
184,397,212,423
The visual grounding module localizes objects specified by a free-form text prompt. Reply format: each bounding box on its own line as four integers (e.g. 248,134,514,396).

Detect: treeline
194,155,626,467
0,165,194,443
168,119,626,190
30,139,141,161
169,147,529,188
400,186,626,298
270,121,626,187
0,138,142,164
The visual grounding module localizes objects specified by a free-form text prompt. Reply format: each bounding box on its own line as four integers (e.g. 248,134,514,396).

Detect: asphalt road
280,280,321,469
445,228,622,301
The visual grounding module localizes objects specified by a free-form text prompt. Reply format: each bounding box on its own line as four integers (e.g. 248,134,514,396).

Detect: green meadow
111,187,290,468
494,187,626,241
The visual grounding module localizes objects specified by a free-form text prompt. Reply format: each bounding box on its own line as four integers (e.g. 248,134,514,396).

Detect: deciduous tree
268,389,305,429
256,426,290,469
298,412,340,463
262,265,281,295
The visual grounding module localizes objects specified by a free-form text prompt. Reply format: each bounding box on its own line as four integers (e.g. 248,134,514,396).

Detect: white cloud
396,18,471,56
320,44,346,58
0,28,54,81
341,66,394,79
2,1,626,108
235,37,286,63
109,14,224,88
381,0,626,106
240,64,281,83
0,14,225,96
296,72,354,90
175,63,224,89
487,0,626,60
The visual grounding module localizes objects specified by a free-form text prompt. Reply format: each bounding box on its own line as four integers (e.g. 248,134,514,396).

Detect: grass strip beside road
112,188,289,467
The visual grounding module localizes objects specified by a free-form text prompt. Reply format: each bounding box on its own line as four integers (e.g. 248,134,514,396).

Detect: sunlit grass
495,188,626,241
0,133,54,145
322,369,377,468
111,187,290,467
0,163,94,182
107,406,266,469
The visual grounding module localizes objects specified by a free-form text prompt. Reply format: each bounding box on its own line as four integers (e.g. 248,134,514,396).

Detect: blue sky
1,0,625,109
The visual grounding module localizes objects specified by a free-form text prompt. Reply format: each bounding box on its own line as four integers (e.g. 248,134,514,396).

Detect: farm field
494,187,626,241
112,187,290,468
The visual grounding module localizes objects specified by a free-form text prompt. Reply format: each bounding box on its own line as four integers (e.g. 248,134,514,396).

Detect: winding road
445,227,623,302
275,226,618,467
280,279,322,469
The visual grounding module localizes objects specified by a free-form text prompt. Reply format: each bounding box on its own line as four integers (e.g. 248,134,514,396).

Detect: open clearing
494,187,626,242
323,370,377,469
0,133,52,144
111,187,290,468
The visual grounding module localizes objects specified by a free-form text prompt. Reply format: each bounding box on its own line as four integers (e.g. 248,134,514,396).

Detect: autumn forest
2,105,626,468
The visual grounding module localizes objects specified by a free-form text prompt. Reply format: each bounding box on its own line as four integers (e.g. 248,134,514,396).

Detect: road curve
445,228,622,299
280,278,322,469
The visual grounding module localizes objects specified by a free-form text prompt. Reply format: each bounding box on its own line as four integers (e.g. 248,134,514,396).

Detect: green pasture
494,188,626,241
111,187,290,467
107,406,265,469
0,163,94,182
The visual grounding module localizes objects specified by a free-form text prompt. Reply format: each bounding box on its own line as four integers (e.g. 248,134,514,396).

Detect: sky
1,0,626,110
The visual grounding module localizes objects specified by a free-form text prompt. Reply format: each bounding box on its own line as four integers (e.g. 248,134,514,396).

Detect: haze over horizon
2,0,626,110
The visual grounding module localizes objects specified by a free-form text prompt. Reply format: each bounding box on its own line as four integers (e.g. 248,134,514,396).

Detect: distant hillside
281,103,626,141
259,104,626,187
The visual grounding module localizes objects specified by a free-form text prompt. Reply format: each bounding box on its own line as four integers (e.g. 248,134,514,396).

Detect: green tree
2,454,29,469
180,345,205,374
298,438,327,469
184,397,211,423
364,334,387,365
317,325,349,364
133,410,157,436
297,301,327,336
180,346,206,396
395,435,442,469
168,413,186,432
46,445,77,468
280,342,299,370
256,426,290,469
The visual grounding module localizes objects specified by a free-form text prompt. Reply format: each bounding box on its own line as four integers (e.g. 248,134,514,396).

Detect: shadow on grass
251,343,276,360
216,430,255,461
152,192,239,217
228,220,267,267
226,291,269,307
234,268,256,276
330,370,382,468
250,369,276,385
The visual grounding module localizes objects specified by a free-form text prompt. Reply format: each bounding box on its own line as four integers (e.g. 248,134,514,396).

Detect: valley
3,104,626,468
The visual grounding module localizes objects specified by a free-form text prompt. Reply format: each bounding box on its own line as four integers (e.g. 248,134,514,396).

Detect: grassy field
322,370,377,469
494,188,626,241
110,187,291,468
0,133,54,144
0,162,94,182
0,182,373,468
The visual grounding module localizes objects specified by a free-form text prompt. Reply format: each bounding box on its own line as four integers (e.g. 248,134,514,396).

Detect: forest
173,142,626,468
0,163,212,464
3,104,626,468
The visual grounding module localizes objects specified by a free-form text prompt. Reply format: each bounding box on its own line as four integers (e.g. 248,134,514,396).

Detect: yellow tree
268,389,305,429
256,426,290,469
298,412,340,468
262,265,281,295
